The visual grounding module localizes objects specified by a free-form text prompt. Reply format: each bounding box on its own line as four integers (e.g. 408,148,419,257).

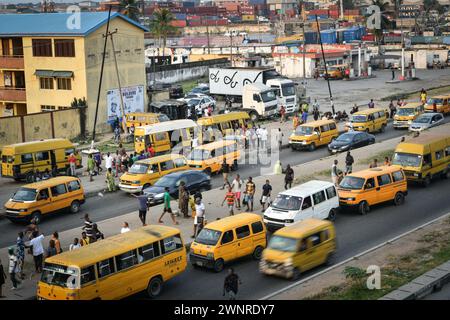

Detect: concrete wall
147,60,229,85
0,116,22,146
85,18,147,133
0,108,82,147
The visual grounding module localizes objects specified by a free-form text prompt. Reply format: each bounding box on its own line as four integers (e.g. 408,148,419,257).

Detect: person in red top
68,153,77,176
279,105,286,123
222,187,235,216
147,144,155,158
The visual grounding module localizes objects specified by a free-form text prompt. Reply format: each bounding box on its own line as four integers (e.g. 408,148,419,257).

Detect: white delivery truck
266,78,298,114
209,67,294,98
242,83,279,122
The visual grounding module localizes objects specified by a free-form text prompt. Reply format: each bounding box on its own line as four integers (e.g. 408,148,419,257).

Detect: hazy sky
3,1,98,4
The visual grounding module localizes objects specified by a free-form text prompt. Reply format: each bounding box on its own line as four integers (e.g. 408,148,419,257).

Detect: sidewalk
0,119,422,300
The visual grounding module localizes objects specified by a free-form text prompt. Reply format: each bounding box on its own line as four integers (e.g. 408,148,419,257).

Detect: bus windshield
397,108,415,116
129,163,149,174
392,152,421,167
295,126,313,135
339,176,365,190
427,98,443,105
41,263,78,289
196,228,222,246
12,188,37,202
268,236,298,252
351,115,367,123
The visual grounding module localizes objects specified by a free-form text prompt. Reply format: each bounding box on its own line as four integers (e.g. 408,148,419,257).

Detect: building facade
0,12,148,133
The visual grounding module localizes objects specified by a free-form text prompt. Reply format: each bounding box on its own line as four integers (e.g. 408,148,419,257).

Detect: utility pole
340,0,344,21
315,15,335,115
206,24,211,54
92,5,112,145
230,31,233,67
108,29,127,134
301,22,306,86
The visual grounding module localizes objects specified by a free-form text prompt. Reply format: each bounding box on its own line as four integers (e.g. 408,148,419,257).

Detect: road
0,122,415,248
139,178,450,300
423,282,450,300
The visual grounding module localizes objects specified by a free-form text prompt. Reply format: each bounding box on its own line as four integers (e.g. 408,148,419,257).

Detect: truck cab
266,78,297,114
242,83,279,122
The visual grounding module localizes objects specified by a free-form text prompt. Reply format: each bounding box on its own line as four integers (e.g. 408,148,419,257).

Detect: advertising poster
106,85,144,123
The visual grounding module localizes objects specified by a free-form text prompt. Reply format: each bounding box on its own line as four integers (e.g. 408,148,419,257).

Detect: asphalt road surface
0,122,417,248
138,178,450,300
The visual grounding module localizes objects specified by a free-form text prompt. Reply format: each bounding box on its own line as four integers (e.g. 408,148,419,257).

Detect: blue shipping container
182,1,196,8
249,0,266,4
304,31,318,44
320,30,337,44
175,13,187,20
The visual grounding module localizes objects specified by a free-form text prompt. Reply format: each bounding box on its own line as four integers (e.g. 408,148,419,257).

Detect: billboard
106,85,145,123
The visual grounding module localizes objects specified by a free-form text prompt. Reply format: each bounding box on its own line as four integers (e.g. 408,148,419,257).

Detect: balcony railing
0,86,26,102
0,55,24,70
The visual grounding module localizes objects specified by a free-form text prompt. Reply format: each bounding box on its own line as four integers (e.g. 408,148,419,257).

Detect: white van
263,180,339,232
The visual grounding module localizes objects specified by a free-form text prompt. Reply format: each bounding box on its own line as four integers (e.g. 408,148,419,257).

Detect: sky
3,1,98,4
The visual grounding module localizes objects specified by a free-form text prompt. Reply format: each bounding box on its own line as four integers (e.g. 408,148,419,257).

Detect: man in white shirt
256,126,262,148
104,152,113,171
192,198,205,238
260,127,268,149
275,128,284,151
121,222,131,234
230,174,244,209
28,231,45,273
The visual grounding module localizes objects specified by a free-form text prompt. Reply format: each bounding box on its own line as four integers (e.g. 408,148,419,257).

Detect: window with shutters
57,78,72,90
40,77,54,90
32,39,52,56
54,39,75,57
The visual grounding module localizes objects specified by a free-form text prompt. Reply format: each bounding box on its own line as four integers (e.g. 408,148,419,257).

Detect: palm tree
120,0,140,22
370,0,392,44
150,8,176,63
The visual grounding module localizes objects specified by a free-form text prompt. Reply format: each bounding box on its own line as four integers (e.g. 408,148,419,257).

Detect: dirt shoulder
269,213,450,300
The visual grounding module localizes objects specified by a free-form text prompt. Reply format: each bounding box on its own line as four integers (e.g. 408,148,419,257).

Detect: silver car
409,113,444,132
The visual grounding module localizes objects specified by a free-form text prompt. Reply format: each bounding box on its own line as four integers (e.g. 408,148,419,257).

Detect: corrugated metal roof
0,12,148,37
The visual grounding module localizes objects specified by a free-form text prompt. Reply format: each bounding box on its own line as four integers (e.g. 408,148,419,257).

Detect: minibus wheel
203,168,212,176
393,192,405,206
291,268,301,281
25,172,34,183
69,201,80,214
358,201,369,215
30,211,42,224
213,259,224,273
147,276,163,298
142,183,150,191
252,246,264,260
327,209,337,222
423,175,431,187
308,143,316,151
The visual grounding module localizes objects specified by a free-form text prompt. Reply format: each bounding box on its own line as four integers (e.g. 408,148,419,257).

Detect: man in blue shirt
132,192,149,226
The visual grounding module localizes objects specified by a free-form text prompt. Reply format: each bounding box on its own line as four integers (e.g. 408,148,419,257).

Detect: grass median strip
357,149,395,165
305,217,450,300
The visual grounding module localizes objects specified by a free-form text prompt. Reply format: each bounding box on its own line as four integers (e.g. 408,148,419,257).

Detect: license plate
196,261,204,267
332,150,337,153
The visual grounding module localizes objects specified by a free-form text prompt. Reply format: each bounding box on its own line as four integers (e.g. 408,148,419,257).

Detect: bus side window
160,234,183,254
423,154,432,166
115,250,138,271
80,265,96,286
97,258,115,279
138,242,160,262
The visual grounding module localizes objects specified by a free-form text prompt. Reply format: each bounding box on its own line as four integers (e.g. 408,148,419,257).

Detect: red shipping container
345,9,360,15
216,19,228,26
329,5,338,10
224,3,239,11
170,20,187,28
187,15,201,20
188,20,202,27
309,9,328,15
362,34,375,41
